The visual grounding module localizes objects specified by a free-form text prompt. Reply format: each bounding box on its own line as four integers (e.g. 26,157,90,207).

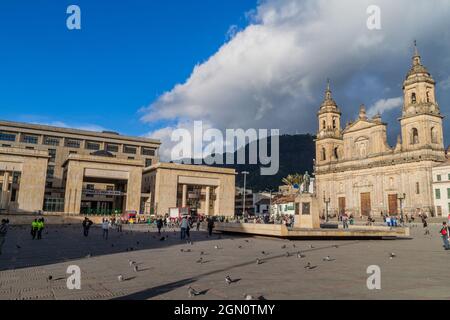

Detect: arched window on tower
332,118,336,129
426,91,430,103
322,120,326,130
411,92,417,104
321,147,326,161
334,147,339,160
431,127,437,144
411,128,419,145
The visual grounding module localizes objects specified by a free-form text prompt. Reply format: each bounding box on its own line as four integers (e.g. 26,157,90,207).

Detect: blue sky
0,0,449,155
0,0,256,135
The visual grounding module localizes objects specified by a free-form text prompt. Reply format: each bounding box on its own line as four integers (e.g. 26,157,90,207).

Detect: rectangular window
142,148,156,156
106,143,119,153
0,132,16,142
145,159,153,167
43,136,61,146
48,149,57,163
106,185,114,199
25,147,34,150
86,184,94,198
86,141,101,151
2,144,11,147
123,145,137,154
46,181,53,188
46,165,55,179
69,151,77,155
435,189,441,200
448,174,450,181
65,138,81,148
448,188,450,199
437,175,442,182
21,134,39,144
128,157,135,160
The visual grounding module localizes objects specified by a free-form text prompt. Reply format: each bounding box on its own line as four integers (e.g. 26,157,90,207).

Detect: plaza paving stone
0,222,449,300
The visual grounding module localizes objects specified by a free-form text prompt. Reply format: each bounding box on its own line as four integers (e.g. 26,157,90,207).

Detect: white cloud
367,97,403,118
141,0,450,160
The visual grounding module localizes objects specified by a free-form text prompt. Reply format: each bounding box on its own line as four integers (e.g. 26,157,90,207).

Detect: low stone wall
215,223,289,237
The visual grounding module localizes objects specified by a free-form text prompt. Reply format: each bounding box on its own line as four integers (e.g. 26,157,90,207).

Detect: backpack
440,227,448,236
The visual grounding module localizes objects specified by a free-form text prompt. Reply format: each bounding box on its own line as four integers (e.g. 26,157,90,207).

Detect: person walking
196,219,201,231
82,217,93,237
207,217,215,237
116,217,123,233
180,216,188,240
37,218,45,240
185,216,192,240
31,219,38,240
0,219,9,256
102,219,109,240
422,215,430,235
342,213,349,229
156,217,163,235
439,222,450,250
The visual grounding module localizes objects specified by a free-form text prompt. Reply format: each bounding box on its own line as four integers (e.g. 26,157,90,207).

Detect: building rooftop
0,119,161,146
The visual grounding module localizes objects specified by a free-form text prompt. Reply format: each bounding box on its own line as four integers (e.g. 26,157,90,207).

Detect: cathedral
314,45,447,217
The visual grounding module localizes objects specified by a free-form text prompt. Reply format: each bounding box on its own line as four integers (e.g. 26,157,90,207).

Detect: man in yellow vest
37,218,45,240
31,219,38,240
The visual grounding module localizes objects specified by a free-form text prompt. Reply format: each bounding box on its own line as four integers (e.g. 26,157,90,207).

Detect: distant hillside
181,134,315,192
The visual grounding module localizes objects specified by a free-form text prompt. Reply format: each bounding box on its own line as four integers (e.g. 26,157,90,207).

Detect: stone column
63,164,84,215
2,171,10,191
182,184,187,208
205,186,210,216
125,167,143,214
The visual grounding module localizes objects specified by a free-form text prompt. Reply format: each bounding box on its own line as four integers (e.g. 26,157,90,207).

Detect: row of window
436,174,450,182
435,188,450,200
0,132,156,156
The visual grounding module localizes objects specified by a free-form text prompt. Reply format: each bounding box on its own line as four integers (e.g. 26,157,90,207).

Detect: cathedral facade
314,46,447,217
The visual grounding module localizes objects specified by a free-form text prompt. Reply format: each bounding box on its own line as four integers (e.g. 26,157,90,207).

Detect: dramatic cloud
141,0,450,159
367,97,403,118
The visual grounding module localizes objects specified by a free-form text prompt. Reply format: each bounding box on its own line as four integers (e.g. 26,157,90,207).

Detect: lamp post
323,192,331,223
241,171,249,217
397,193,406,225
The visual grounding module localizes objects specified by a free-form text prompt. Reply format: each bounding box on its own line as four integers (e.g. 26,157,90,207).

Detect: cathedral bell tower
316,80,343,165
400,42,445,152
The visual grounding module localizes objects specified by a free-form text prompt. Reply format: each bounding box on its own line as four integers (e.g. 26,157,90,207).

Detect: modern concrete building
0,120,160,214
0,120,237,217
432,155,450,217
142,162,236,217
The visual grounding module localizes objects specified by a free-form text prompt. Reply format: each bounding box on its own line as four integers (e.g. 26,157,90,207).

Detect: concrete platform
215,223,410,240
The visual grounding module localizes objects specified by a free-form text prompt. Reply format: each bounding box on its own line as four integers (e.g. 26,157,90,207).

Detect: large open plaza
0,222,449,300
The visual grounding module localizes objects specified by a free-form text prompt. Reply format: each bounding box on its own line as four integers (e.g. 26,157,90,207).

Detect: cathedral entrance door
360,193,371,216
388,194,398,216
338,197,346,215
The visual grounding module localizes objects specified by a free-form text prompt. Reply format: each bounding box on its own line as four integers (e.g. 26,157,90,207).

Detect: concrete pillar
182,184,187,208
2,171,10,191
64,164,84,215
125,167,142,213
205,186,210,216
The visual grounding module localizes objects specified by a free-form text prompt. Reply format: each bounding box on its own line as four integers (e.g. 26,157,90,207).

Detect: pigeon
333,245,339,249
323,256,335,262
238,246,243,249
214,245,221,250
225,276,233,285
200,251,205,255
16,245,21,249
196,257,203,264
129,260,136,266
245,294,266,300
245,240,250,243
297,252,305,259
256,258,262,265
188,287,201,298
118,275,124,282
285,252,291,257
47,275,53,281
304,262,316,270
309,245,315,249
134,265,139,272
261,251,268,255
389,252,396,259
281,245,287,249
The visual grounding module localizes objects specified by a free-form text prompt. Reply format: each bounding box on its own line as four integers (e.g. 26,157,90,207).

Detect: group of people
30,218,45,240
